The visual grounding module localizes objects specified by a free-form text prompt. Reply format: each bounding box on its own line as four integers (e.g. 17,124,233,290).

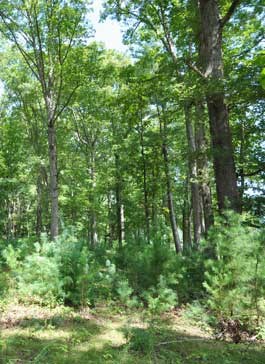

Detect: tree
102,0,249,214
0,0,88,239
197,0,241,212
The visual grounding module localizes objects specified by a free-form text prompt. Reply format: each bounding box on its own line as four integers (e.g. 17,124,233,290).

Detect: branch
115,2,179,71
32,4,47,93
238,168,264,178
0,11,39,80
62,15,81,65
186,61,207,79
220,0,241,28
71,108,90,152
236,32,265,58
53,84,80,123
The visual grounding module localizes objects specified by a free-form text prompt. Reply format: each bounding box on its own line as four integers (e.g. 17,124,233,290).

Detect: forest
0,0,264,363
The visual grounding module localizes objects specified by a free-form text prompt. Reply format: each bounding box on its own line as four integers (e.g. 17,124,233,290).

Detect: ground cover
0,304,264,364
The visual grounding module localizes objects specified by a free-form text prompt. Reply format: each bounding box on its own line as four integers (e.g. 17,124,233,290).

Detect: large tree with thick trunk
103,0,244,214
198,0,241,212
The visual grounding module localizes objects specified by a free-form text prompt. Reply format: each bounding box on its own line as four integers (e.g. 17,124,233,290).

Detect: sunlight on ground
1,304,265,364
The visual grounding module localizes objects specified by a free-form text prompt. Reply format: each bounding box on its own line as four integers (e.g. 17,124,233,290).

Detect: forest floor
0,303,264,364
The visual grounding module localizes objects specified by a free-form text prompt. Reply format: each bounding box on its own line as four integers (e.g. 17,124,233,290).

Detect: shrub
142,275,178,314
203,212,265,333
2,229,92,306
18,251,63,305
116,279,133,306
125,327,156,354
183,301,216,329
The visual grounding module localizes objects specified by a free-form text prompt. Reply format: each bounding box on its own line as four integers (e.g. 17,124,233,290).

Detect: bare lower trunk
185,103,202,248
120,204,125,243
167,185,182,253
194,102,214,233
182,177,192,253
158,106,182,253
116,184,125,249
89,154,98,248
139,122,150,242
162,141,182,253
48,124,59,240
198,0,241,212
207,95,240,211
115,153,125,249
36,172,43,237
239,123,245,201
90,211,98,247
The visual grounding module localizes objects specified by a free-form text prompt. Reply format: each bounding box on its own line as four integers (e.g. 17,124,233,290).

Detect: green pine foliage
203,212,265,331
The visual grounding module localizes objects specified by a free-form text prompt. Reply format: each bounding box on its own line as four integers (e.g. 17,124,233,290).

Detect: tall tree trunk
162,143,182,253
90,212,98,247
48,123,59,240
194,101,214,233
89,152,98,248
115,153,125,249
139,120,150,242
36,172,43,237
158,109,182,253
116,185,125,249
182,176,192,253
198,0,241,212
107,192,114,246
239,122,245,201
185,103,202,248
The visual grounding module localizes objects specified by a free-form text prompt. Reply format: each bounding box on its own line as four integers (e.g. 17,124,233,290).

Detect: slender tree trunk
90,212,98,247
239,122,245,201
194,102,214,233
115,153,125,249
36,172,43,237
185,103,202,247
48,123,59,240
162,143,182,253
139,120,150,242
198,0,241,212
158,111,182,253
182,176,192,253
89,152,98,248
116,184,125,249
151,166,156,226
107,192,114,246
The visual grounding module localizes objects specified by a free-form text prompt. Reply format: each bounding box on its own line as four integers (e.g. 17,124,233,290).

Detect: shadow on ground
1,314,265,364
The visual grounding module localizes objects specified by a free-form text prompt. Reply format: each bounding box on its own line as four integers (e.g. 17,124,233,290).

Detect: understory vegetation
1,212,265,344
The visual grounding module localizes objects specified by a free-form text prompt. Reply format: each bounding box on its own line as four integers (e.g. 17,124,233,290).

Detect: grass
0,303,265,363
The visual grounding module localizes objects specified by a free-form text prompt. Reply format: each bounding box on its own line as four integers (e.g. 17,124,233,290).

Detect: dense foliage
0,0,264,345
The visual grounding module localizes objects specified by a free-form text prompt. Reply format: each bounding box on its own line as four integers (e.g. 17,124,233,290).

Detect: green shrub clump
3,230,93,306
203,212,265,334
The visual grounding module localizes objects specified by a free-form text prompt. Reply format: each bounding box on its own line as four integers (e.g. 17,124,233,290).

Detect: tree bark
198,0,241,212
48,123,59,240
194,101,214,233
162,143,182,253
182,176,192,253
139,119,150,242
239,122,245,201
36,172,43,237
88,152,98,248
158,110,182,253
90,212,98,247
185,103,202,248
115,153,125,249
